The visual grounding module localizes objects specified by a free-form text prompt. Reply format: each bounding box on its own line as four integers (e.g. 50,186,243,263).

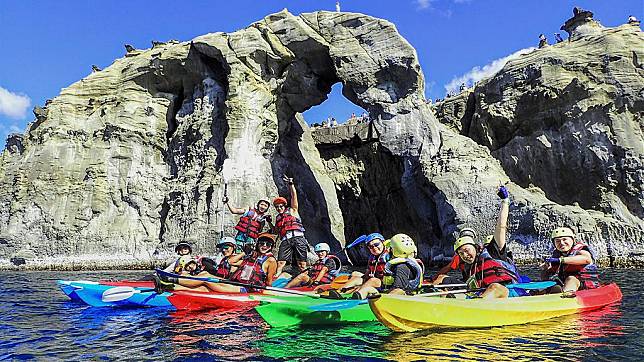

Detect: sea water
0,268,641,361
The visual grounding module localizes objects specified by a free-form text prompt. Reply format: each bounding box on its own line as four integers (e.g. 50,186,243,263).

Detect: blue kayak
57,280,174,308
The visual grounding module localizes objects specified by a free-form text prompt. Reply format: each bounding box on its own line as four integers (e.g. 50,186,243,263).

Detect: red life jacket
308,255,341,284
230,252,274,287
458,249,519,288
275,209,305,238
366,250,391,280
234,209,266,239
214,256,233,279
547,242,600,289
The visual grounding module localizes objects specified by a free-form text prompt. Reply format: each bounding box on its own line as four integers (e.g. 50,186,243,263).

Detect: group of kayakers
154,177,601,300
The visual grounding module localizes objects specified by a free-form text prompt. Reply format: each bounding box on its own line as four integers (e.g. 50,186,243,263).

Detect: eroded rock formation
0,9,642,269
434,12,644,266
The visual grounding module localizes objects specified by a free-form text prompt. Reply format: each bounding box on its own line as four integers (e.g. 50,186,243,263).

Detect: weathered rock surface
1,9,642,270
434,13,644,266
0,10,439,269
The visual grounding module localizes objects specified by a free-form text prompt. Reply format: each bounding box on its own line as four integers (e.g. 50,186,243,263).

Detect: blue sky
0,0,641,142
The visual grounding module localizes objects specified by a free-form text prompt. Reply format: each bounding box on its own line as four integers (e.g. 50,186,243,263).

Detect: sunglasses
218,245,233,250
274,204,286,209
367,242,383,249
257,241,273,247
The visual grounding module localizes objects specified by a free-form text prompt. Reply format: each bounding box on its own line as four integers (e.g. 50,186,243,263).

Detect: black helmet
175,242,192,254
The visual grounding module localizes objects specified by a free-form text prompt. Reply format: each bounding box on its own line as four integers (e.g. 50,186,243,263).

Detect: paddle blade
101,286,138,302
346,235,367,249
329,275,351,289
507,281,556,290
308,299,367,312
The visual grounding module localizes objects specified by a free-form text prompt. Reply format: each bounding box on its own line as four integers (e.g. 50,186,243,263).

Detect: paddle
308,281,557,311
102,286,156,302
342,235,367,266
155,269,321,298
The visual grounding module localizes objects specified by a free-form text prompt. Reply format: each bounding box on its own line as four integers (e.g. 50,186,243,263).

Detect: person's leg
292,236,310,273
481,283,509,299
286,273,310,288
275,238,293,277
172,284,210,292
354,278,382,299
563,276,581,292
203,282,244,293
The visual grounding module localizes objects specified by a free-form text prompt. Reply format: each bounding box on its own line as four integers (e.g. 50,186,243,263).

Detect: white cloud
415,0,433,9
444,47,536,95
0,86,31,119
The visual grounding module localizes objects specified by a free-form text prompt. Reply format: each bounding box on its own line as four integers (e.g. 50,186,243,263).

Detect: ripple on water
0,269,640,360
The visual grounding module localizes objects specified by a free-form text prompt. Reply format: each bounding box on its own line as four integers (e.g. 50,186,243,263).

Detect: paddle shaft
156,269,320,298
220,183,228,239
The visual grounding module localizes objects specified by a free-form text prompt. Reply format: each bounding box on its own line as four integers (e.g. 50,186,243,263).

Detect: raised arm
223,196,246,215
494,185,510,251
282,175,298,212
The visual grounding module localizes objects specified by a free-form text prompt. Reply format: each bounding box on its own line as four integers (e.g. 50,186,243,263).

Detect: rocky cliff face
1,9,642,270
434,12,643,266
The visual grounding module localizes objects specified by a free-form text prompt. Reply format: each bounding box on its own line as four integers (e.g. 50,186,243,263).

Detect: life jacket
366,250,391,280
214,256,233,279
547,242,600,289
458,249,519,288
308,255,342,284
382,257,424,291
234,208,266,239
275,209,305,238
230,252,274,287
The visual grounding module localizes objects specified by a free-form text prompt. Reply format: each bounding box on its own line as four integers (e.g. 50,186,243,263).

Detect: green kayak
253,295,376,328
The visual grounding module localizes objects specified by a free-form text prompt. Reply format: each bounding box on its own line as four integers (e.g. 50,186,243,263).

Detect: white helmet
314,243,331,253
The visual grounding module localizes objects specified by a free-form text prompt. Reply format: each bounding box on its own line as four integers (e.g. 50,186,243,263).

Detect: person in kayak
353,233,424,298
162,242,194,274
213,237,242,279
285,242,341,288
273,175,310,277
154,233,278,293
428,227,477,285
541,227,599,293
224,196,273,254
453,186,520,299
331,232,391,299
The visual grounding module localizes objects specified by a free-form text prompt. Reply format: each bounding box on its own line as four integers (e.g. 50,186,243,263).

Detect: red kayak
168,286,316,311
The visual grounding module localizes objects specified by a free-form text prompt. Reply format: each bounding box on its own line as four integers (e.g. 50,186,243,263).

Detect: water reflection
380,303,625,362
167,307,266,360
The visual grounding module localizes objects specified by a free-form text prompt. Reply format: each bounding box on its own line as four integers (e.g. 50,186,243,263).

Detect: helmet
314,243,331,253
459,227,477,239
273,197,288,206
484,235,494,246
365,233,384,244
256,233,277,246
217,237,236,248
454,236,477,252
257,198,271,208
389,234,416,258
551,227,575,240
177,255,193,269
175,242,192,254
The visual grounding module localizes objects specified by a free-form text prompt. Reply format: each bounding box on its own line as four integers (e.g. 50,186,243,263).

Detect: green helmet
389,234,416,258
454,236,477,252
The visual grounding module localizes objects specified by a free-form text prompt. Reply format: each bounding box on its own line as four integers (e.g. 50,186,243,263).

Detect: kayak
167,286,318,311
168,290,261,311
57,280,154,302
253,295,377,328
58,280,173,308
369,283,622,332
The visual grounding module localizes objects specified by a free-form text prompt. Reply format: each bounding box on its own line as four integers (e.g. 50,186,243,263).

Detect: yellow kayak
369,283,622,332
